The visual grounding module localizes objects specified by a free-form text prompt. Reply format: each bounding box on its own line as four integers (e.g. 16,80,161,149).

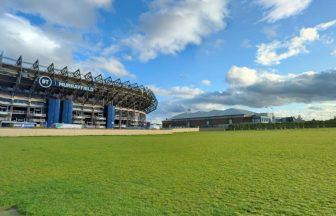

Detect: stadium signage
56,81,94,92
38,76,94,92
39,76,52,88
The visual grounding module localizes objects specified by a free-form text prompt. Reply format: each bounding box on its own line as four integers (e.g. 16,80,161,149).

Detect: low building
275,117,295,123
162,108,274,129
148,123,162,130
252,113,275,124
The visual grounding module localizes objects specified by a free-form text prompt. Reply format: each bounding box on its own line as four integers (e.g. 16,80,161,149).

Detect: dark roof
168,108,256,120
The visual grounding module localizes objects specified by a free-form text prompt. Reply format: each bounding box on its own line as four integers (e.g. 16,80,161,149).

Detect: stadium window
13,99,28,104
31,101,45,106
0,97,12,103
0,106,8,112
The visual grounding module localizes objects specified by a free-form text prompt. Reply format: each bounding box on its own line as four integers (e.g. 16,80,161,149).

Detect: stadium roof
168,108,256,120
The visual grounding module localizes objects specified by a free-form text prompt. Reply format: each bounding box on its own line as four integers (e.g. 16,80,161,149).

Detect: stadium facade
162,108,275,129
0,54,157,128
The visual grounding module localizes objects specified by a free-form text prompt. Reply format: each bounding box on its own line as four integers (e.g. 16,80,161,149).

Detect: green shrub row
227,119,336,130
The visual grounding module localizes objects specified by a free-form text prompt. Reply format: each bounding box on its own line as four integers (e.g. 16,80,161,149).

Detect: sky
1,0,336,123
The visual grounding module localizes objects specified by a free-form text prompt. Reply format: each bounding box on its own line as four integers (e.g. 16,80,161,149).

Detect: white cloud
2,0,113,28
150,67,336,121
256,20,336,66
331,49,336,56
87,0,113,8
262,25,278,38
226,66,258,86
0,1,136,80
148,85,204,99
124,0,229,61
201,80,212,86
187,67,336,109
168,86,204,99
0,13,72,66
147,85,209,122
0,13,132,79
226,66,316,87
257,0,312,22
316,20,336,30
304,103,336,120
271,102,336,121
320,35,334,45
123,54,133,61
78,57,135,78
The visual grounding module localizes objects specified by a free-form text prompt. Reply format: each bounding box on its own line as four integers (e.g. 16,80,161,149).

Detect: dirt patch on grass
0,207,21,216
0,128,199,137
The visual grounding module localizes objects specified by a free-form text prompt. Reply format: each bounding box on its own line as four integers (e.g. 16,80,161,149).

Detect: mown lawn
0,129,336,215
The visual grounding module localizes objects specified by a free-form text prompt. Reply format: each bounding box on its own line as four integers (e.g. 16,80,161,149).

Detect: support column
119,109,122,129
91,108,95,128
126,110,130,127
105,104,115,129
9,105,13,121
61,99,73,124
47,98,60,127
26,106,30,122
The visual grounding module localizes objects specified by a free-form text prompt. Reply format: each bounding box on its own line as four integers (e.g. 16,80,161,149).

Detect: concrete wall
0,128,199,137
199,128,227,132
171,128,200,133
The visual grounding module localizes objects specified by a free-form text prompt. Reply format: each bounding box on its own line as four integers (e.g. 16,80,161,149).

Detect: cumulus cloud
188,66,336,108
256,20,336,66
226,66,258,86
257,0,312,22
201,80,212,86
2,0,113,28
151,65,336,121
123,0,229,61
0,13,72,66
0,2,135,80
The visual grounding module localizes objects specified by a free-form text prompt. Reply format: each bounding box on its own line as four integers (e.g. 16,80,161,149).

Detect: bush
227,119,336,131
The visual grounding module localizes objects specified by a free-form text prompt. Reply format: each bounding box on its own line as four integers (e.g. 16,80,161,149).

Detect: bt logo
38,76,52,88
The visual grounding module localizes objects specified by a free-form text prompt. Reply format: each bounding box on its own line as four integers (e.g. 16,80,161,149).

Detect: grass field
0,129,336,215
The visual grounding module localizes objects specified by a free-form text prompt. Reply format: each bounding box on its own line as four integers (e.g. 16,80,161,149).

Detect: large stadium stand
0,53,157,128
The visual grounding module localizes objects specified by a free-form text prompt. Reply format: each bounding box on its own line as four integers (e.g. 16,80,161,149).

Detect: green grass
0,129,336,215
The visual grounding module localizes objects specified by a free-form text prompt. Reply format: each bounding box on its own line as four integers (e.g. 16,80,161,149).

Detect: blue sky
1,0,336,122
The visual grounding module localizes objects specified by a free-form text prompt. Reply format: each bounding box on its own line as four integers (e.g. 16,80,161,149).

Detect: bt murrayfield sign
38,76,94,92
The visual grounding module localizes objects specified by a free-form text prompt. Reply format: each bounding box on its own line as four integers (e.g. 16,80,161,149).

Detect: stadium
0,54,158,128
